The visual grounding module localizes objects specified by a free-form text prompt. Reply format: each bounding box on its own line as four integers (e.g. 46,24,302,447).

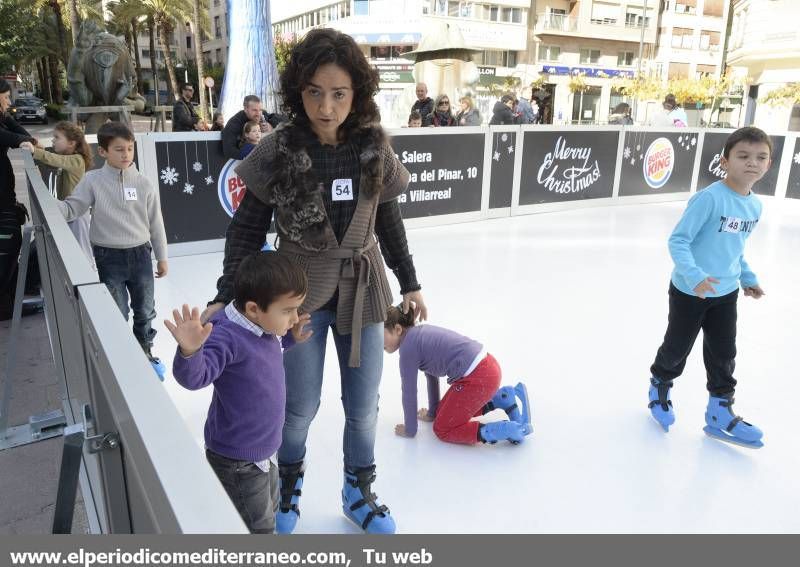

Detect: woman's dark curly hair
280,28,380,140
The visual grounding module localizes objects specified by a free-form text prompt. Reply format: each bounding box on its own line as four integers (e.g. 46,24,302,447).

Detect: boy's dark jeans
651,282,739,396
206,449,279,534
93,244,156,348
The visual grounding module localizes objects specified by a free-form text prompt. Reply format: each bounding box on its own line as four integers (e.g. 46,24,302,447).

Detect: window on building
489,6,499,21
702,30,721,50
433,0,447,15
186,36,192,49
511,8,522,23
480,50,517,67
143,49,150,58
617,51,634,66
695,64,716,79
675,1,696,14
671,27,694,49
668,62,690,78
354,0,369,16
421,0,431,15
540,45,561,61
213,0,219,6
579,49,601,64
215,48,222,64
625,6,651,28
214,16,221,38
591,2,618,25
703,0,724,17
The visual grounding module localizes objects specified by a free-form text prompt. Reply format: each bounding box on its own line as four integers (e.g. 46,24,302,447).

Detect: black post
51,424,85,534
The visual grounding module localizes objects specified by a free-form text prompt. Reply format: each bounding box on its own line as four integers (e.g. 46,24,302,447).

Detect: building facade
530,1,658,124
726,0,800,131
272,0,531,126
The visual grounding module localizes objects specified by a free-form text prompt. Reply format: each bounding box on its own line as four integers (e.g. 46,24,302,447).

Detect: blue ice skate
276,462,304,534
703,395,763,449
142,345,165,381
488,382,533,435
479,421,527,445
261,241,274,252
150,357,166,381
342,466,396,534
648,376,675,431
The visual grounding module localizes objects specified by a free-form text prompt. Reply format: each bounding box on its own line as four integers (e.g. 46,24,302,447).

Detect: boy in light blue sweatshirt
647,127,772,448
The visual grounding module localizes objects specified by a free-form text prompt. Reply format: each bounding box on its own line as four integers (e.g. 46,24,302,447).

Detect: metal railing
7,152,246,534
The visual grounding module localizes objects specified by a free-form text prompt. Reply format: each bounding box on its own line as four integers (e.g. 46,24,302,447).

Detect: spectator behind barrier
221,95,285,160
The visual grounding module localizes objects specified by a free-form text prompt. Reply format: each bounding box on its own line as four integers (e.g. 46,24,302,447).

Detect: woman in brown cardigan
202,29,426,534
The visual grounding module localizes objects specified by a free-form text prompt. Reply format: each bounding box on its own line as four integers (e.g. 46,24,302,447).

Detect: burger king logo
218,159,247,217
643,137,674,189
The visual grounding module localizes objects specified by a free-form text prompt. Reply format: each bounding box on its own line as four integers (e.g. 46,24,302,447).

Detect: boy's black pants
651,283,739,396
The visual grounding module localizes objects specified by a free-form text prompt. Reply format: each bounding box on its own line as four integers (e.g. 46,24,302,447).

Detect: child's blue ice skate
142,345,165,381
150,357,166,381
342,466,396,534
703,394,763,449
479,421,527,445
276,462,304,534
648,376,675,431
488,383,533,435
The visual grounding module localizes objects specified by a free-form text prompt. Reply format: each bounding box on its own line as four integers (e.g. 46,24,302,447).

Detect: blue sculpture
220,0,281,122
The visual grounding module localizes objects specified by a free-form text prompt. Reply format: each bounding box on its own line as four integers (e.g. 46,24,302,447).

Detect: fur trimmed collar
261,121,387,251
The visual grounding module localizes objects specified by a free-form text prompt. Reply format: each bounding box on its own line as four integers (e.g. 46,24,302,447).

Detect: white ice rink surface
151,198,800,533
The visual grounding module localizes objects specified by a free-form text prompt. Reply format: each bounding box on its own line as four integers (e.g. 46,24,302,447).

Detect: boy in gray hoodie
57,122,168,365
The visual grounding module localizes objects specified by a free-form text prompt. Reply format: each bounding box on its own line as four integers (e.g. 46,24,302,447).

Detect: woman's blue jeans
278,310,383,471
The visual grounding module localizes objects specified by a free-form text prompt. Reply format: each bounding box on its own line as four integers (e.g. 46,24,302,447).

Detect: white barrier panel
20,155,246,533
127,127,800,255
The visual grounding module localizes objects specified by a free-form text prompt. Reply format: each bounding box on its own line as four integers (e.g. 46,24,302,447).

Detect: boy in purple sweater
165,252,311,533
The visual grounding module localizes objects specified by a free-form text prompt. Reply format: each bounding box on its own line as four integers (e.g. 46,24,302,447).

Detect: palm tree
141,0,194,101
191,0,210,120
108,0,147,95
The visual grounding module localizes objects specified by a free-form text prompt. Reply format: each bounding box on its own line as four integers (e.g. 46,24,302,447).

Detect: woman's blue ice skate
648,376,675,431
488,383,533,435
703,395,763,449
276,462,304,534
479,421,527,445
342,466,396,534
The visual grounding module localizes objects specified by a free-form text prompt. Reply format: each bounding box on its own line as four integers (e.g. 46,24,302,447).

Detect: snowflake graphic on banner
623,147,632,160
205,175,215,185
507,145,514,154
794,151,800,165
193,161,203,172
493,151,501,161
160,166,179,186
501,133,508,142
183,182,194,195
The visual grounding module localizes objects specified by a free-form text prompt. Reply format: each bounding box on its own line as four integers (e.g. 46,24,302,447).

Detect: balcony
536,13,578,33
535,13,656,43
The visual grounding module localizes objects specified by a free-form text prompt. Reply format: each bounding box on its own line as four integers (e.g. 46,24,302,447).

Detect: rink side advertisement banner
518,130,617,205
389,132,485,218
489,130,516,209
154,139,236,243
697,132,785,196
618,131,699,196
787,138,800,200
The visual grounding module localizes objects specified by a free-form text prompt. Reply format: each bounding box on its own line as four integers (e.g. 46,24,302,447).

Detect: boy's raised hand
694,277,719,299
164,304,213,357
743,285,765,299
290,313,313,343
19,141,34,153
